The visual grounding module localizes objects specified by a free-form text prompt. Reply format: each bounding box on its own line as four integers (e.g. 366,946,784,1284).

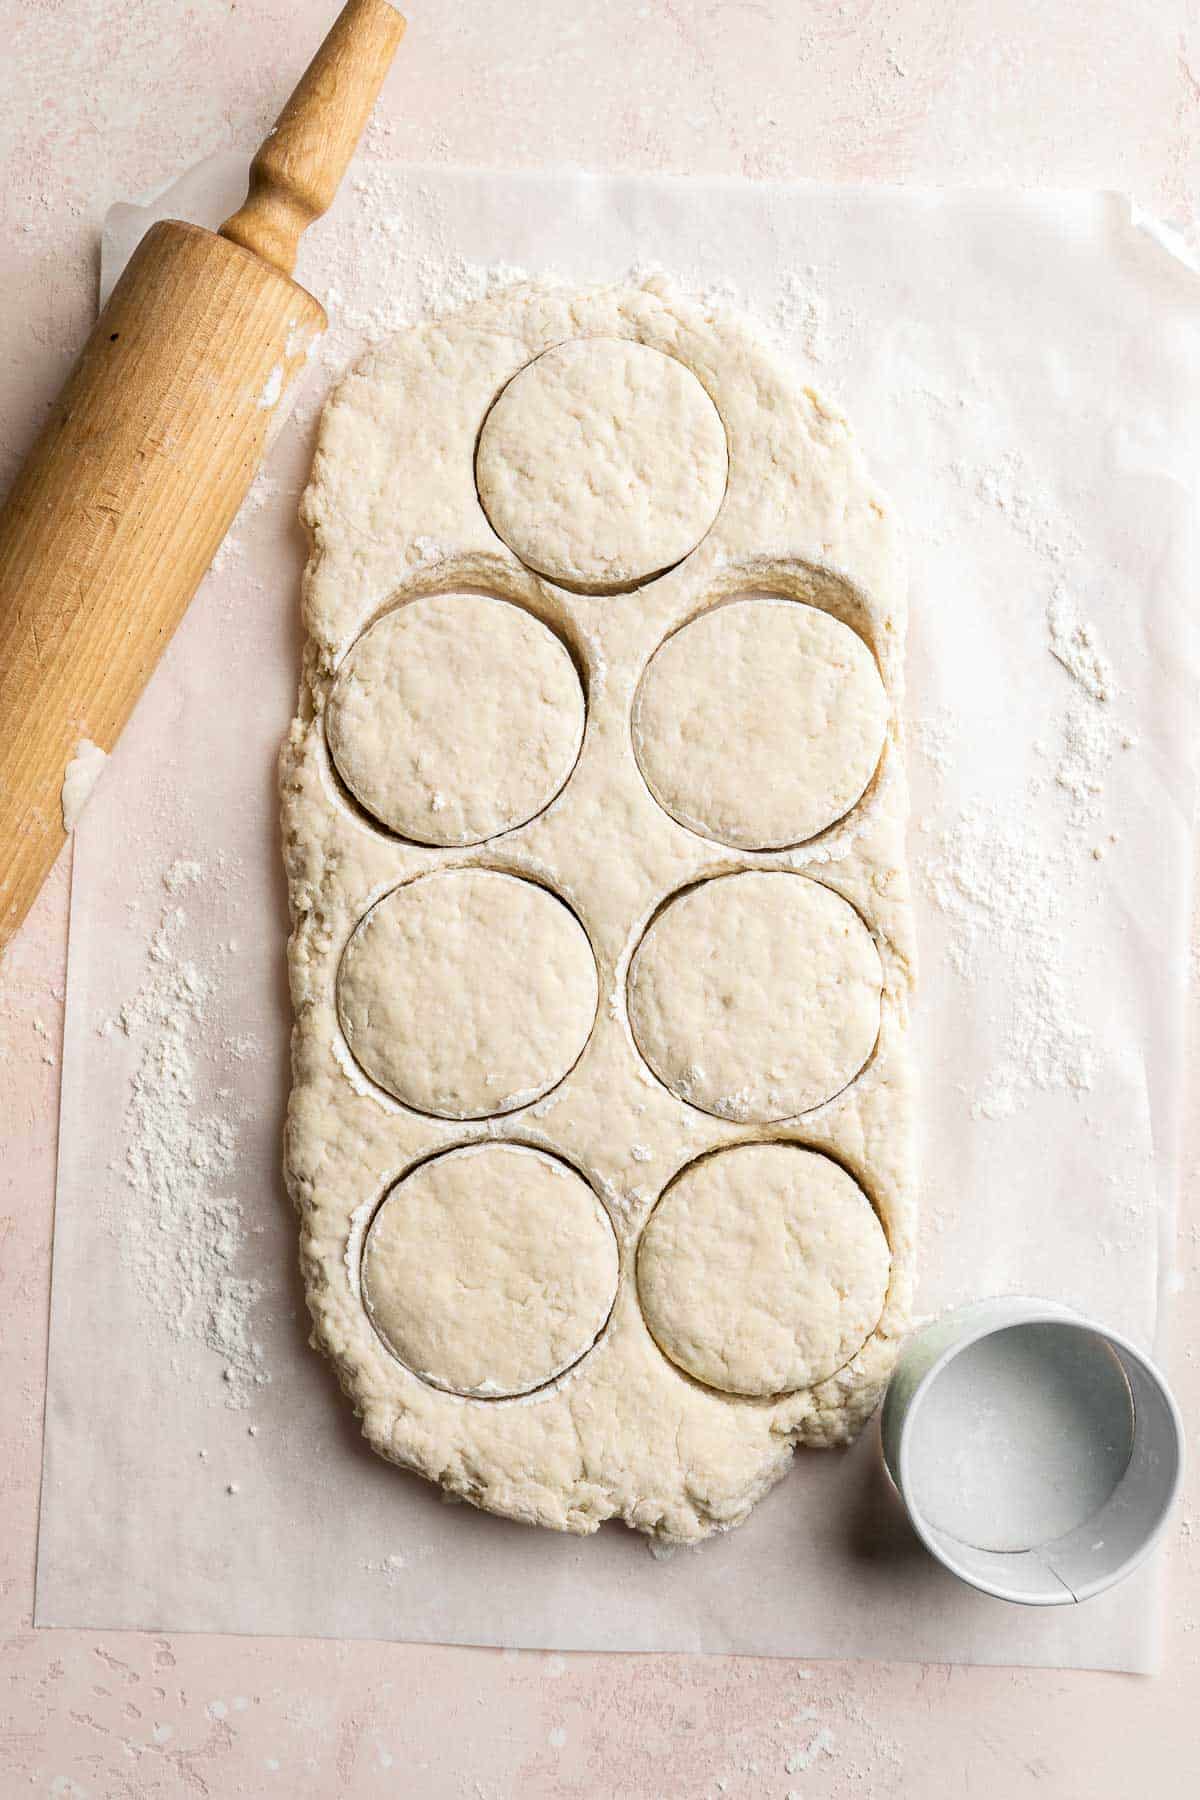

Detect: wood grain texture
220,0,406,274
0,221,324,952
0,0,404,955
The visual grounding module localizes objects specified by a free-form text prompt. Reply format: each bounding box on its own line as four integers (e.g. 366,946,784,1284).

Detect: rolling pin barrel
0,0,404,955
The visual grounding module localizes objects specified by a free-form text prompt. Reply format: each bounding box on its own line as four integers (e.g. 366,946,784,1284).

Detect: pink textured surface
2,2,1200,1793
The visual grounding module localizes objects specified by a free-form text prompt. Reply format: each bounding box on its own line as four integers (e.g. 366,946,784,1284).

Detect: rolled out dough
282,277,915,1541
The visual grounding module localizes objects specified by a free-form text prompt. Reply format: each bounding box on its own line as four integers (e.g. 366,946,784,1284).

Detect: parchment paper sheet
35,166,1200,1670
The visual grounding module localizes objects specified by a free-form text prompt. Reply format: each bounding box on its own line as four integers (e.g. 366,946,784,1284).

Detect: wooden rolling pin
0,0,405,955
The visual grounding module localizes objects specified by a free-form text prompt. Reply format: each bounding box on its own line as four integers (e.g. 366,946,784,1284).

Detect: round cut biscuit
633,597,888,848
337,869,598,1118
326,593,584,846
475,338,727,590
364,1143,619,1397
627,870,882,1121
637,1143,890,1396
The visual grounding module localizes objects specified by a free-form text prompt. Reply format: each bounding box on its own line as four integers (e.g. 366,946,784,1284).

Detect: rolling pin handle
0,1,404,956
220,0,406,276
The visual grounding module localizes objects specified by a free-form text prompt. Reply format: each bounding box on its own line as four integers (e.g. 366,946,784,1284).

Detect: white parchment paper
36,164,1200,1670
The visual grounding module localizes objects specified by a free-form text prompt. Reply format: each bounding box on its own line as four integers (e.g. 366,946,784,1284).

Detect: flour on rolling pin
60,740,107,833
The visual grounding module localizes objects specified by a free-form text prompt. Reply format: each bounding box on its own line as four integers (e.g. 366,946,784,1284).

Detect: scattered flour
99,855,266,1407
61,738,107,832
953,447,1083,564
163,857,202,894
309,163,537,350
1052,698,1118,828
709,1681,903,1799
910,712,955,779
256,362,284,410
210,531,240,574
1041,588,1130,830
243,468,280,516
209,465,281,575
922,800,1096,1119
286,163,849,430
785,1721,837,1775
919,587,1127,1120
1047,585,1115,701
771,267,834,364
361,1553,406,1585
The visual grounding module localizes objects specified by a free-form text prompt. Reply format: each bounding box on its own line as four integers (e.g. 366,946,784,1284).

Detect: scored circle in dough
633,597,889,849
337,868,598,1118
637,1143,891,1397
475,338,728,591
325,593,585,846
627,870,883,1121
363,1143,619,1398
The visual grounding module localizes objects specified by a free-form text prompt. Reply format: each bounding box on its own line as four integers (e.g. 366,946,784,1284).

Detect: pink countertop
3,3,1200,1794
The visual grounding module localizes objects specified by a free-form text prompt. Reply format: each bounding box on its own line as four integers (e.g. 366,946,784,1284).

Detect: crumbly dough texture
627,869,884,1122
326,592,584,845
363,1143,619,1398
475,337,729,590
336,867,598,1119
637,1143,892,1397
282,277,916,1542
633,596,889,849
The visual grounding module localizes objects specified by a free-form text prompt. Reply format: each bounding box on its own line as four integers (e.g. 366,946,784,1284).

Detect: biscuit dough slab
282,277,916,1543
